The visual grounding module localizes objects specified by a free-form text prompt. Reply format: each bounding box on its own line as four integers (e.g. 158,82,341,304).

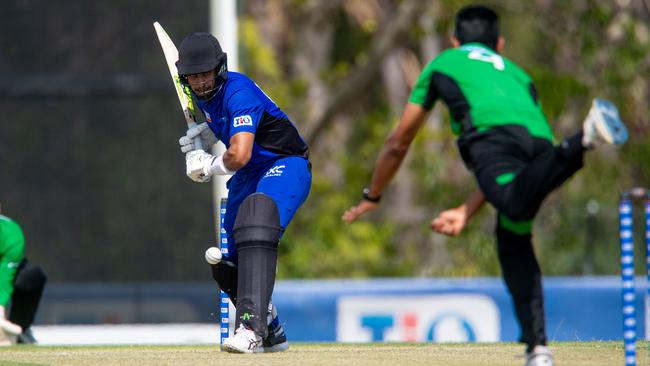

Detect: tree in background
239,0,650,278
1,0,648,281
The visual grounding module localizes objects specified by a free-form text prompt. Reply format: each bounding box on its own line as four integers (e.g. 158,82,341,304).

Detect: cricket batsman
343,5,627,366
175,32,311,353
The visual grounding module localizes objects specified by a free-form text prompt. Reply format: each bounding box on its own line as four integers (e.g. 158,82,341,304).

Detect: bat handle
193,137,203,150
186,121,204,151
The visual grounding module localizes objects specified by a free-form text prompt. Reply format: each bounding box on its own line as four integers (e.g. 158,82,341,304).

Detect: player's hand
185,149,214,183
430,207,467,236
179,122,217,153
342,200,379,224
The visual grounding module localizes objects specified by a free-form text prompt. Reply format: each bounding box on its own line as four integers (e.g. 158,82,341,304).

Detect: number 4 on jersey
468,49,505,71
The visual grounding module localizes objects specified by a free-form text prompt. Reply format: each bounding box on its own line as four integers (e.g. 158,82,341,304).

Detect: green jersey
409,43,554,142
0,215,25,305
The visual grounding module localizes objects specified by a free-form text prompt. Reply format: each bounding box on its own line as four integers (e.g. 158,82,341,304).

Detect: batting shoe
524,345,554,366
222,323,263,354
0,319,22,346
582,98,628,148
263,304,288,353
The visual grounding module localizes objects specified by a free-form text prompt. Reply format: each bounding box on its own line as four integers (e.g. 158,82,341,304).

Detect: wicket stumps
619,187,650,366
219,198,230,344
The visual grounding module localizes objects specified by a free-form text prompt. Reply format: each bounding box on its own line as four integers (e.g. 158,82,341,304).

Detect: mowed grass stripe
0,342,647,366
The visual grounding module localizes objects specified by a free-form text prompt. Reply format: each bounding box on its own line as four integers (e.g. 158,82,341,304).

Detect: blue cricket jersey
196,72,309,175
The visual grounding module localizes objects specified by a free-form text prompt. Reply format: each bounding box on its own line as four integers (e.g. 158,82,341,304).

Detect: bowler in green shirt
344,5,628,366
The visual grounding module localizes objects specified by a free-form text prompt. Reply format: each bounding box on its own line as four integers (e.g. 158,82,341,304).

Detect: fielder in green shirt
343,5,627,366
0,209,46,345
0,216,24,306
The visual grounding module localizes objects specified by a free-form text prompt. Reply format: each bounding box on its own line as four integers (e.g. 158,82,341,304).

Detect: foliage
247,0,650,279
2,0,649,281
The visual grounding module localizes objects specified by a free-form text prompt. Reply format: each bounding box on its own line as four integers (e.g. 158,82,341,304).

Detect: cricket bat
153,21,203,151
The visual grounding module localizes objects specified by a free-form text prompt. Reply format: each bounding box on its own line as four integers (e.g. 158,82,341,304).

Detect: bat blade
153,21,202,150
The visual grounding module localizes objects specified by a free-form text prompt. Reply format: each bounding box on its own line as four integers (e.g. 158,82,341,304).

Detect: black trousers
8,259,47,330
463,125,585,350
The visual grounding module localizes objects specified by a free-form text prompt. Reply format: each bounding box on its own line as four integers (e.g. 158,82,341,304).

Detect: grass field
0,342,647,366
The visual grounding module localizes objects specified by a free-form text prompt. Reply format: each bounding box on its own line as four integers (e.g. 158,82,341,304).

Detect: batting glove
179,122,218,153
185,150,234,183
186,150,213,182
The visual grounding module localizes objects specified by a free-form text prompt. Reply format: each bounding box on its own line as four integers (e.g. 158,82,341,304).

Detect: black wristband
362,188,381,203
